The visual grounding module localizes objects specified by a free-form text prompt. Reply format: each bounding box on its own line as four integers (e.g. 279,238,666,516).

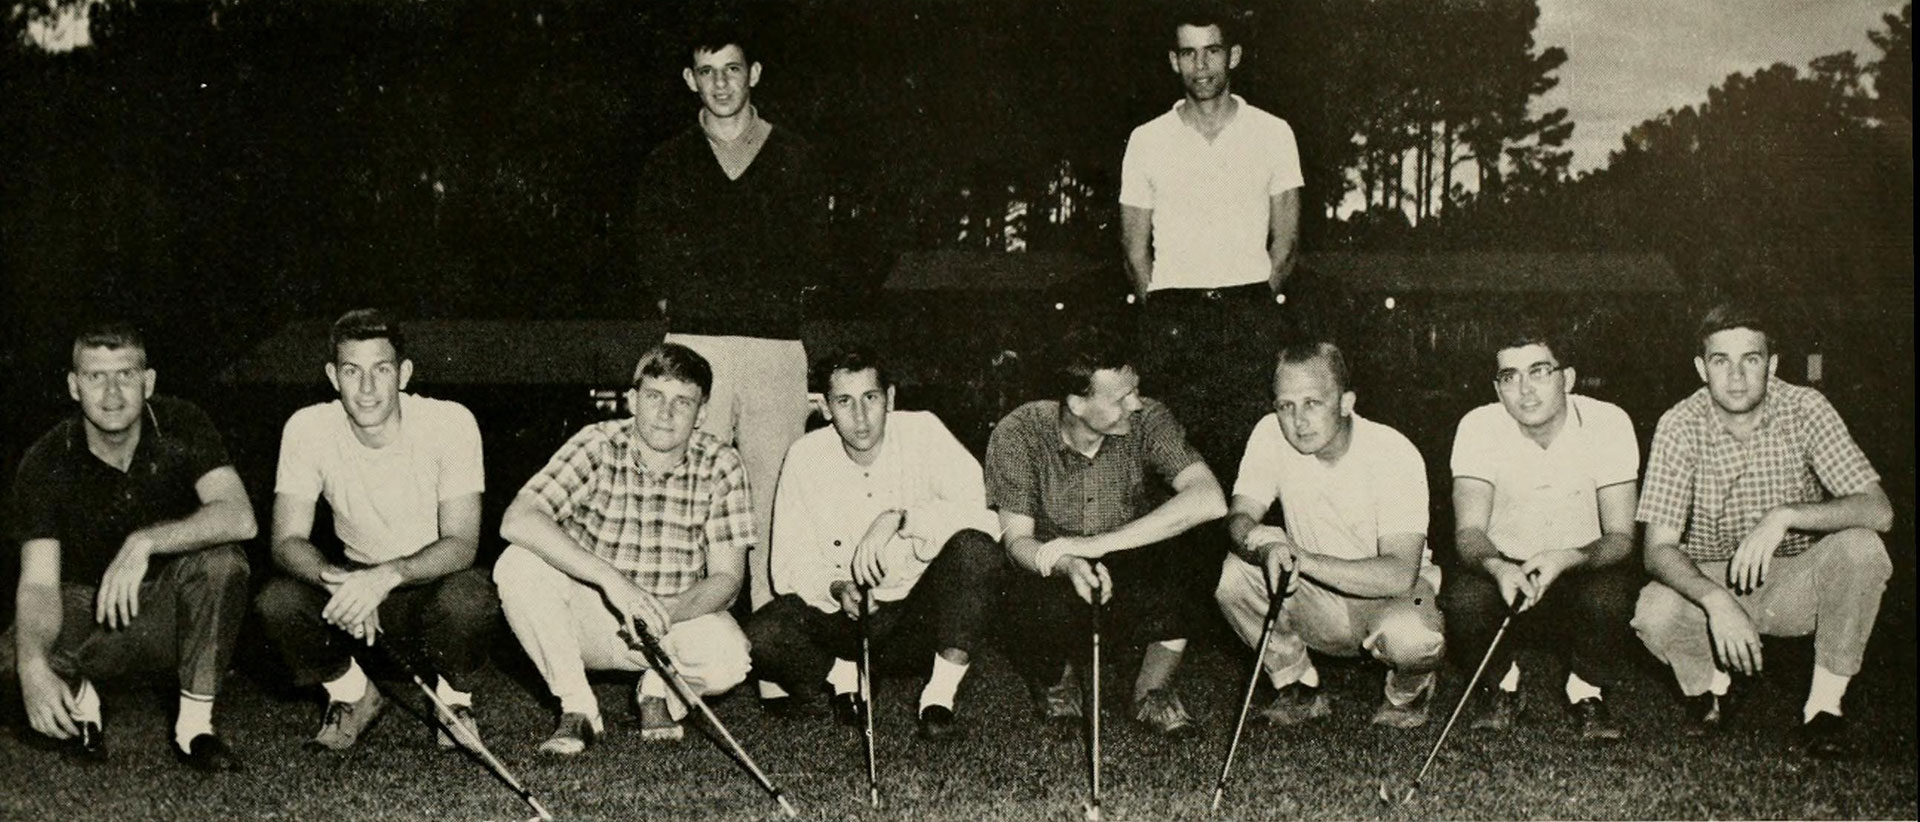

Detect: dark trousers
1003,535,1206,687
746,529,1004,695
1138,284,1288,480
1438,556,1641,696
253,567,499,690
1,545,249,697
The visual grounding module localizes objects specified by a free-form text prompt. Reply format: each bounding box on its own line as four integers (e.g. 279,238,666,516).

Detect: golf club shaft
1089,580,1103,817
628,622,799,817
860,586,880,807
374,630,555,821
1405,605,1518,797
1212,570,1292,811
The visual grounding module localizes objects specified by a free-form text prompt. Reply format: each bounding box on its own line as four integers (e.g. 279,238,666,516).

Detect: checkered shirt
985,398,1202,543
1637,379,1879,561
519,420,755,596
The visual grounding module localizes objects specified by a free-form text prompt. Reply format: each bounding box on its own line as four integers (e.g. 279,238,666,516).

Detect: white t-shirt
1234,413,1428,562
276,393,485,565
1119,95,1305,291
1451,395,1639,560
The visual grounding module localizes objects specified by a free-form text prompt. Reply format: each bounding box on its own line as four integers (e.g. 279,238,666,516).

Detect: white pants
664,334,809,610
494,545,752,721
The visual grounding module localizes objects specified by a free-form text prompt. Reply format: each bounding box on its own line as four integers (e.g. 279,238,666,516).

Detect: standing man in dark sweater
634,20,828,705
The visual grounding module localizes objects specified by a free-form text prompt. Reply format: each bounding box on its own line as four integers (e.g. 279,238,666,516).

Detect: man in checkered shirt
1632,304,1893,759
495,343,754,755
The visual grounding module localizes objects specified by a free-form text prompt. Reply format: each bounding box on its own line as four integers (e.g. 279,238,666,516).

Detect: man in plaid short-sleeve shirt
496,343,754,755
1632,304,1892,759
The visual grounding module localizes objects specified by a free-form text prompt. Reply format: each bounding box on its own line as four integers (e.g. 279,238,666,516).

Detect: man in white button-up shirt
746,348,1003,740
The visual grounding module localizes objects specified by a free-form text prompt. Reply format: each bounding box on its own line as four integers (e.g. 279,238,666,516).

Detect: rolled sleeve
520,426,604,524
1448,408,1497,483
1232,416,1283,502
1267,119,1305,194
1378,435,1430,539
1592,402,1642,488
984,413,1041,519
1137,401,1203,485
439,405,487,500
1636,410,1694,530
704,449,757,561
1802,392,1880,497
1118,128,1153,209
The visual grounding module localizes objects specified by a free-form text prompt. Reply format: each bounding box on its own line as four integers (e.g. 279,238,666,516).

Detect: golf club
372,630,555,822
1379,590,1527,806
621,619,800,818
859,585,880,808
1085,575,1104,822
1211,567,1294,812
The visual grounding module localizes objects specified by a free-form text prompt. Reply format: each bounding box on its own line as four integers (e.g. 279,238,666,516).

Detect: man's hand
1516,548,1584,610
96,532,155,629
18,660,79,740
1728,510,1789,594
1702,590,1763,675
1483,559,1531,611
605,577,673,639
1244,526,1297,596
850,510,906,589
1052,556,1112,605
320,565,403,642
830,579,867,619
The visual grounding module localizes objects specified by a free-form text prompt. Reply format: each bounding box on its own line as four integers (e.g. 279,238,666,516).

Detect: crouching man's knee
1372,611,1446,674
673,613,753,696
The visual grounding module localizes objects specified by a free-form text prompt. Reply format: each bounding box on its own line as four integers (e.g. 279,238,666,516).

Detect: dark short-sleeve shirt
7,396,232,585
984,399,1202,541
1636,379,1879,562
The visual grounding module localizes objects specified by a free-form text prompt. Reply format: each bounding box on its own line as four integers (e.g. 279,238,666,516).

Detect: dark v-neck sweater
633,124,827,339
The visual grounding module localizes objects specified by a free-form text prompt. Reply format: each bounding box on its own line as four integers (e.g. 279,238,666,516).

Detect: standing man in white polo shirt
1121,3,1304,480
1440,331,1641,741
1214,341,1444,730
256,309,498,752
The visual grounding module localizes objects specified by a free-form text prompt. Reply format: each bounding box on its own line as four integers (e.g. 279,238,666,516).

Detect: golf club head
1083,800,1103,821
776,793,798,818
1377,781,1392,805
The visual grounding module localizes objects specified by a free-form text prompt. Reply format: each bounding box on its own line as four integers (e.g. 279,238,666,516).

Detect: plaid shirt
519,420,755,596
985,399,1202,572
1637,379,1879,561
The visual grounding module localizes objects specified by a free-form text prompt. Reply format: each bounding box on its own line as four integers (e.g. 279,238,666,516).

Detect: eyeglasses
1493,362,1567,389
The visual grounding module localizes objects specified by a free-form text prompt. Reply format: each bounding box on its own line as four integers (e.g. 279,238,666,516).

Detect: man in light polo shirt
1439,331,1641,740
256,309,499,752
1121,4,1304,478
1214,340,1444,729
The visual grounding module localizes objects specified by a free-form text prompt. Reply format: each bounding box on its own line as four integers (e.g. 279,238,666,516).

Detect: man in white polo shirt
1121,3,1304,479
1214,340,1444,729
1440,331,1641,741
256,309,498,752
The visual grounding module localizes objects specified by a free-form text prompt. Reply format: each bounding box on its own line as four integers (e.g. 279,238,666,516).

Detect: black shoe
175,733,244,772
1470,689,1518,732
831,693,865,728
1571,698,1623,741
74,721,107,761
1683,693,1725,737
916,704,956,740
1794,712,1848,759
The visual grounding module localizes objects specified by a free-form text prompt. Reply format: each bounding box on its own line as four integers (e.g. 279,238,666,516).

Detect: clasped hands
319,564,404,645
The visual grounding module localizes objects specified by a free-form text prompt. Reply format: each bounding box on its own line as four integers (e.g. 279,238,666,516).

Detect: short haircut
633,342,714,399
329,308,406,363
1696,302,1772,356
71,322,147,370
1171,1,1237,47
1274,339,1351,394
689,17,752,66
1496,326,1566,367
1051,324,1136,401
810,346,894,396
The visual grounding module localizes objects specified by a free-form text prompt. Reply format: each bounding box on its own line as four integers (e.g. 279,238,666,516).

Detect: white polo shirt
1451,395,1639,561
1234,413,1428,562
276,393,485,565
1119,95,1304,291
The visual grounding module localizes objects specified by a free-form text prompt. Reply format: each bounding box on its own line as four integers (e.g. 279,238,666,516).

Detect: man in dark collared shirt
985,325,1226,738
1632,304,1893,759
3,324,255,771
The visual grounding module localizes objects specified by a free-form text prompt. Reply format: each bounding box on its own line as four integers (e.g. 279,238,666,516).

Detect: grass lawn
3,588,1915,822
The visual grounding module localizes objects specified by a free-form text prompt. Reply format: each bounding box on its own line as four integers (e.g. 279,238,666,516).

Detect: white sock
1565,672,1602,704
322,658,369,704
1708,668,1732,697
1497,662,1521,693
435,676,472,709
556,689,601,726
175,691,214,752
827,658,859,696
1803,665,1850,722
70,680,102,724
758,680,790,700
1297,665,1321,689
1154,638,1189,653
919,654,970,711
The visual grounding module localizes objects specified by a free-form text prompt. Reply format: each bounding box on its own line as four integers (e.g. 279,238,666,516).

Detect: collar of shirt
1702,379,1781,443
1051,406,1127,463
622,422,705,479
698,104,769,149
65,402,164,473
1505,395,1588,453
1170,93,1246,139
